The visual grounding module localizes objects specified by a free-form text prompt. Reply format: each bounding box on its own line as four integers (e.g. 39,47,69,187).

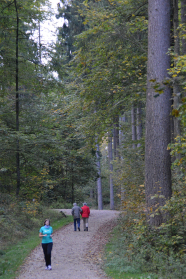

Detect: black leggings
42,242,53,266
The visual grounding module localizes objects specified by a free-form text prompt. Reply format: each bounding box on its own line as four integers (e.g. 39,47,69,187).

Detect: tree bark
14,0,20,197
131,104,136,149
108,134,114,210
119,115,126,204
181,0,186,54
96,140,103,210
119,115,126,145
71,163,74,203
173,0,181,141
145,0,172,227
90,189,94,199
137,102,142,147
113,115,119,158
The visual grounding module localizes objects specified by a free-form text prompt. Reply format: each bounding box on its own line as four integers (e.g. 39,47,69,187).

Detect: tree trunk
38,21,42,64
108,134,114,210
96,140,103,210
119,115,126,205
137,102,142,147
95,180,97,205
119,115,126,145
71,163,74,203
181,0,186,54
131,105,136,149
173,0,180,56
145,0,172,227
173,0,181,142
113,115,119,158
14,0,20,197
90,189,94,199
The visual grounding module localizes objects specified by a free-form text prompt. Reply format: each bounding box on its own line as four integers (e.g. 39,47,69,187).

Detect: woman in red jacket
81,202,90,231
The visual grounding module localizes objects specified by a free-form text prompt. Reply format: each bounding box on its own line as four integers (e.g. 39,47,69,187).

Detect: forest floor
16,209,120,279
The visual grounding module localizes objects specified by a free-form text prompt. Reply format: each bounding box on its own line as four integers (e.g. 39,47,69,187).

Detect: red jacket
81,205,90,218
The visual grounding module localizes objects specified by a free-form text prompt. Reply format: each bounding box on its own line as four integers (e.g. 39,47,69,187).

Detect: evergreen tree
145,0,172,227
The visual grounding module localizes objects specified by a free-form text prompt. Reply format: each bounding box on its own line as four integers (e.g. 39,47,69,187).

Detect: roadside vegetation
104,176,186,279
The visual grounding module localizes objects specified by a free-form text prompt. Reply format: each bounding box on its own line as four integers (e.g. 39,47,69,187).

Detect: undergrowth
104,197,186,279
104,224,157,279
0,194,72,248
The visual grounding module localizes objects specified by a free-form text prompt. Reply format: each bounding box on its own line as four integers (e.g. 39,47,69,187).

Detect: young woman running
39,219,53,270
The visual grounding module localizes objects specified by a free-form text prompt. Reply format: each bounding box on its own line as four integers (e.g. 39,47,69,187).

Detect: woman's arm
39,232,47,237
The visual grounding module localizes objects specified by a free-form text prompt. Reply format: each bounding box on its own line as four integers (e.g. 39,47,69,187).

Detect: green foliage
169,97,186,174
104,211,186,278
104,186,186,279
0,194,61,247
104,225,156,279
53,0,148,149
0,69,96,202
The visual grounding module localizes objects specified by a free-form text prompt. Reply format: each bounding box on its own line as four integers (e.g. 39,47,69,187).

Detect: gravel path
16,209,120,279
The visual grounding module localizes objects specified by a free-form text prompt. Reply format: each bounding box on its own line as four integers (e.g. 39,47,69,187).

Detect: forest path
17,209,120,279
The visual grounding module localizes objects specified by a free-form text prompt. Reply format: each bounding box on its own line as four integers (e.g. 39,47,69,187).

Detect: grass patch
105,269,155,279
0,215,72,279
103,226,158,279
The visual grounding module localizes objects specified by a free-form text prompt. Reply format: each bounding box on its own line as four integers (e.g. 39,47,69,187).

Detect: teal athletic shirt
39,226,53,244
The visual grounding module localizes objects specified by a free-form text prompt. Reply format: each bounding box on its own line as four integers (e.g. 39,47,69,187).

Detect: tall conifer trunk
71,163,74,203
119,115,126,205
137,102,142,147
108,134,114,210
131,105,136,149
14,0,20,197
181,0,186,54
113,116,119,158
173,0,181,142
145,0,172,226
119,115,126,145
96,140,103,210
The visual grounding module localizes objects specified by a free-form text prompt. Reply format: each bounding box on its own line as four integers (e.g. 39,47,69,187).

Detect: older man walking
71,203,82,231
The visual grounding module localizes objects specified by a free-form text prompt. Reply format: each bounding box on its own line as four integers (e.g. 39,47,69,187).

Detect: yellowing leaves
172,109,179,117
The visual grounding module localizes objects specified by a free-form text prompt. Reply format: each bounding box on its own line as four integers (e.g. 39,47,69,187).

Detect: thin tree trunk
71,163,74,203
145,0,172,227
95,180,97,205
173,0,180,55
14,0,20,197
119,115,126,145
119,115,126,204
63,164,68,200
137,103,142,147
181,0,186,54
90,189,94,199
38,21,42,64
113,115,119,158
96,140,103,210
108,134,114,210
131,105,136,149
173,0,181,142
